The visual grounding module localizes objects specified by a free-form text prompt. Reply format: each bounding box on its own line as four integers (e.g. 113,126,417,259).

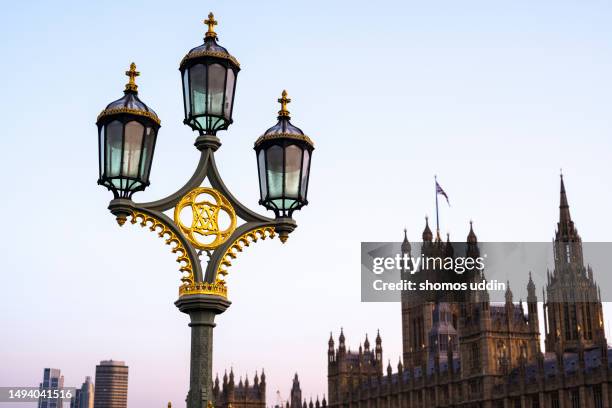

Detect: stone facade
328,177,611,408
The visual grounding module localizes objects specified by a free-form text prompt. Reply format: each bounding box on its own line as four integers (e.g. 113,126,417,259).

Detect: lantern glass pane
106,120,123,177
224,69,235,120
183,69,190,116
190,64,206,115
300,150,310,198
266,145,284,203
123,121,144,178
258,149,267,200
284,145,302,198
140,127,156,181
98,125,105,177
207,64,225,115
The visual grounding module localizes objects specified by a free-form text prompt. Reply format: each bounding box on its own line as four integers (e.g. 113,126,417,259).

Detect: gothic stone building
213,369,328,408
328,176,611,408
212,369,266,408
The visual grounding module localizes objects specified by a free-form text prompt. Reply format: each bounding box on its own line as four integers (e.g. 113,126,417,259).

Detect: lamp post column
176,294,231,408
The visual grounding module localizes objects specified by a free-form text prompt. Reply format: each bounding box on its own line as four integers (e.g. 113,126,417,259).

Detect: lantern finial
278,90,291,118
204,12,218,39
125,62,140,93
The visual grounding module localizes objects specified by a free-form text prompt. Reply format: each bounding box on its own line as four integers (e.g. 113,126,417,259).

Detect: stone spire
401,228,411,254
559,173,571,227
527,271,537,302
422,217,433,242
505,281,513,303
375,329,383,362
445,233,454,257
466,221,480,258
467,220,477,243
556,173,580,243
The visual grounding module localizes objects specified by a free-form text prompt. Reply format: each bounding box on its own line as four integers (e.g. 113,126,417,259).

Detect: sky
1,0,612,407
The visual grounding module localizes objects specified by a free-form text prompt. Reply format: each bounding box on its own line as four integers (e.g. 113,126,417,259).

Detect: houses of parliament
327,176,612,408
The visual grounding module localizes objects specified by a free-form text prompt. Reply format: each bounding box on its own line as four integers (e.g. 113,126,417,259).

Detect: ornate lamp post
96,14,314,408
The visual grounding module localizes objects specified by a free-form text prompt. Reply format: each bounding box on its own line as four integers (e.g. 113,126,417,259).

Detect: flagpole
435,175,440,236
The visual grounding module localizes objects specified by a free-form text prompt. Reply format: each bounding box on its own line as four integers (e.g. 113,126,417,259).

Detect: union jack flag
436,181,450,206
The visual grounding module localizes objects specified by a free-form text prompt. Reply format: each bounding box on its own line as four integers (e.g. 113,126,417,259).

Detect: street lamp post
96,14,314,408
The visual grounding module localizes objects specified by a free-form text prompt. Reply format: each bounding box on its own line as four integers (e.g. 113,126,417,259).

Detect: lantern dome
255,91,314,217
255,90,314,148
179,22,240,71
97,63,160,126
96,63,160,200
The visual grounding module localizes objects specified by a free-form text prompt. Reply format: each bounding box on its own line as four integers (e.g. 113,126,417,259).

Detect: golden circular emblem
174,187,237,250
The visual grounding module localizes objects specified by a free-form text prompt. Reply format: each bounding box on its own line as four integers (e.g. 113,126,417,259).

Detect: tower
290,373,302,408
400,219,462,369
93,360,128,408
38,368,64,408
544,175,606,352
71,376,95,408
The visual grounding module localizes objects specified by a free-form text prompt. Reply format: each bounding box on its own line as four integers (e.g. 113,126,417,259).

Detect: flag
436,181,450,206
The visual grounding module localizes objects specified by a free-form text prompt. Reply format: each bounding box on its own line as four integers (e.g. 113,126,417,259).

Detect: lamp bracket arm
137,150,211,212
203,220,277,283
108,200,204,283
206,151,273,224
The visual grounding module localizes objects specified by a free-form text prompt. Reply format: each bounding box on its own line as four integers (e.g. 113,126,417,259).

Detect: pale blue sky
1,0,612,407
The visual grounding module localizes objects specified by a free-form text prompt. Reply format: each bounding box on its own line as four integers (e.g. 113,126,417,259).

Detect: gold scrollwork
254,132,314,148
180,50,241,69
179,281,228,298
215,227,276,283
174,187,237,251
97,107,161,125
130,210,195,288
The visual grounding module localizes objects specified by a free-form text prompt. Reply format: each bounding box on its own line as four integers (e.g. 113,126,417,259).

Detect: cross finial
278,90,291,117
204,12,218,38
125,62,140,92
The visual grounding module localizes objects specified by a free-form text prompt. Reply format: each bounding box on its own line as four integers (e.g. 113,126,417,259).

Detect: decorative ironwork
96,107,161,125
125,62,140,92
179,281,227,298
278,90,291,117
254,132,314,147
174,187,237,250
130,210,195,287
179,50,240,70
215,227,276,283
204,12,218,39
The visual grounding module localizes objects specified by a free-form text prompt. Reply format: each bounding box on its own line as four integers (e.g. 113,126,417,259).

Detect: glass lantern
255,91,314,217
179,13,240,135
97,63,161,199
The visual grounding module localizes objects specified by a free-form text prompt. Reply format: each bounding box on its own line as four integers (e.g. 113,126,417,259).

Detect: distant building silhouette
212,369,265,408
93,360,128,408
38,368,64,408
284,373,327,408
71,376,95,408
328,176,611,408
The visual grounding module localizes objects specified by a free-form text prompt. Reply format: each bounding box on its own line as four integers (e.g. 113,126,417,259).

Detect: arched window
520,342,528,360
497,340,508,370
